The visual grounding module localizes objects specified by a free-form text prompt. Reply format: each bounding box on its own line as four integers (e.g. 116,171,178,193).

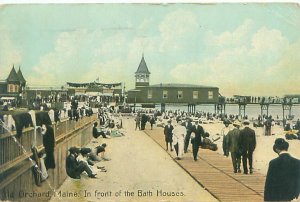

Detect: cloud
84,59,128,83
0,26,22,79
28,28,141,88
169,19,299,97
206,19,255,50
28,29,103,85
170,63,211,84
159,9,199,52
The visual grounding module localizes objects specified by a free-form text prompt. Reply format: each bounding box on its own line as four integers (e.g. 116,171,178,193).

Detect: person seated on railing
66,147,96,179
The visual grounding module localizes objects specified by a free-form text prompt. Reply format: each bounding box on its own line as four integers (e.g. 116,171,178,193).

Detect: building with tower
135,55,150,88
127,56,220,112
0,65,26,104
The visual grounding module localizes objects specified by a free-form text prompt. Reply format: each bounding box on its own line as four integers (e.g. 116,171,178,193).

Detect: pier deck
144,128,265,202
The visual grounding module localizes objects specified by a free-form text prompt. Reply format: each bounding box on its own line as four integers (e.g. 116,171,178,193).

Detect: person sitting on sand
66,147,96,179
89,143,110,161
79,148,107,173
92,122,107,140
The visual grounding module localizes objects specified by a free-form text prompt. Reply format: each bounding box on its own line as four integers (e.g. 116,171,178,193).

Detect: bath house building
127,56,220,112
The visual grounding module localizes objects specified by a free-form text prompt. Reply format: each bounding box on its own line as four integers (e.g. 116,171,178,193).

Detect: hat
232,120,241,126
193,118,199,123
223,119,231,125
80,147,92,155
273,138,289,153
167,119,172,123
243,120,250,125
203,132,210,138
69,146,80,154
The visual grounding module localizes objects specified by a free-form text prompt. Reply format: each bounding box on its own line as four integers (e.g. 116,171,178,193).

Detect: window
193,91,198,99
14,85,19,92
8,84,14,92
177,91,183,99
208,91,214,99
163,90,168,99
147,90,152,99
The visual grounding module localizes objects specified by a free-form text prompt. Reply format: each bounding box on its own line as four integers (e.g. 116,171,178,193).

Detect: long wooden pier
144,128,265,202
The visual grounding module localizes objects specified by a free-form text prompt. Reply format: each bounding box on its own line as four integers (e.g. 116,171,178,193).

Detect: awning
101,93,113,96
0,97,16,100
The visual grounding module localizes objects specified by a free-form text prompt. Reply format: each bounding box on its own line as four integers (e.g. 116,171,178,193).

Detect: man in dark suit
183,117,193,153
264,138,300,201
227,120,241,173
191,119,204,161
66,147,96,179
164,120,174,151
239,120,256,174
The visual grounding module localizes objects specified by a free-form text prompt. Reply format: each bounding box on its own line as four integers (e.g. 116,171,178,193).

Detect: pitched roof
17,67,26,84
149,83,218,89
135,55,150,74
6,66,20,82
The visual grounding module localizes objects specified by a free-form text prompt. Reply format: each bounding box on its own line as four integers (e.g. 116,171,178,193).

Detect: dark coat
227,128,240,153
164,124,174,142
66,154,80,179
192,124,204,145
43,126,55,169
93,126,100,138
264,153,300,201
239,126,256,152
182,121,193,135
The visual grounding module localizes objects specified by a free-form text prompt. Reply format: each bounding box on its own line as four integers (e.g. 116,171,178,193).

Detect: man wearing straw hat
173,119,186,160
227,120,241,173
183,117,193,153
164,119,174,151
191,118,204,161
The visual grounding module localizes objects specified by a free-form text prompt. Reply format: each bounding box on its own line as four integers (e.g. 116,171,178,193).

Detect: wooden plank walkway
144,128,265,202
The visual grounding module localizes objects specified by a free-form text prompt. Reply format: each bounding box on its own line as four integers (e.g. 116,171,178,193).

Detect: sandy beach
50,116,217,202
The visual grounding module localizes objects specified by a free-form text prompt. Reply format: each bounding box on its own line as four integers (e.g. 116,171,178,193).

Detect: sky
0,3,299,97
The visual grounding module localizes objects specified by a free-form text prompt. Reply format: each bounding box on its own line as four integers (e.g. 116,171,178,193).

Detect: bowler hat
80,147,92,155
69,146,80,154
273,138,289,152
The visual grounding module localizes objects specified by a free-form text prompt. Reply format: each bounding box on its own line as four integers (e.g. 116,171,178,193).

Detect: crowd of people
157,109,300,201
63,106,300,201
66,106,126,179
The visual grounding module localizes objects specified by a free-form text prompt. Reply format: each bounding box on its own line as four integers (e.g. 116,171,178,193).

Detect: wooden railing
0,115,96,176
0,114,97,200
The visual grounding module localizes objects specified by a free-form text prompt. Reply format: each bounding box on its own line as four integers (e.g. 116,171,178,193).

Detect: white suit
173,123,186,158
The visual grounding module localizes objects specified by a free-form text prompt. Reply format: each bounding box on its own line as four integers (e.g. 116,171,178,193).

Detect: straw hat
243,120,250,125
233,120,241,126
